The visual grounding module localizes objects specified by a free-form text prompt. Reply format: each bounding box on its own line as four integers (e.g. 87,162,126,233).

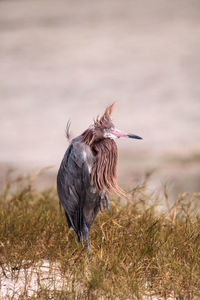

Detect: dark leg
99,199,103,212
105,194,109,211
82,222,91,260
100,195,106,209
100,193,109,211
76,233,82,243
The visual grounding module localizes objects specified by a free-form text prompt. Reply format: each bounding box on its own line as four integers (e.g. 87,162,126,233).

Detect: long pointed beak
127,133,143,140
110,129,143,140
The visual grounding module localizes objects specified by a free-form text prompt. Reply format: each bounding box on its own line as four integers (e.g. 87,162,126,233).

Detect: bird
57,103,142,257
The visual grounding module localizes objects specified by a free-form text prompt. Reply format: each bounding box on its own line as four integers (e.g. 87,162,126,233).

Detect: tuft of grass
0,173,200,299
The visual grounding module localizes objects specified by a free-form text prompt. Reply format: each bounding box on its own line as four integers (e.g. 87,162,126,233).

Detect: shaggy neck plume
81,129,120,195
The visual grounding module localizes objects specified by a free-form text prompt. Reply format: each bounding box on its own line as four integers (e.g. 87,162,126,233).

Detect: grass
0,171,200,299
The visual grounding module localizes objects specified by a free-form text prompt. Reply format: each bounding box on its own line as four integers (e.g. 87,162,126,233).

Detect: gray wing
57,138,94,241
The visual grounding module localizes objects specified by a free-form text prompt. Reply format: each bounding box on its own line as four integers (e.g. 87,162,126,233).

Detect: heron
57,103,142,257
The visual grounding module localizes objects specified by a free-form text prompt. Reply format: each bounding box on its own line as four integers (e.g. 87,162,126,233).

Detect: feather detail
81,103,126,197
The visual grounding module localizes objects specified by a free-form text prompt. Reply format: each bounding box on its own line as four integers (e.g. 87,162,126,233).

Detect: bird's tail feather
65,119,72,142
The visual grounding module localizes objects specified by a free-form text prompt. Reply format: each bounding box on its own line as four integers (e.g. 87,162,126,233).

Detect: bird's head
90,103,143,142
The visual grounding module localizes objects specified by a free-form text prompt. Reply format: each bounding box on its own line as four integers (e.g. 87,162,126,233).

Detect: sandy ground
0,0,200,196
0,260,176,299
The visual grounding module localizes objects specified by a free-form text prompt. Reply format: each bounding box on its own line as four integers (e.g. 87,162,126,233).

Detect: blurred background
0,0,200,201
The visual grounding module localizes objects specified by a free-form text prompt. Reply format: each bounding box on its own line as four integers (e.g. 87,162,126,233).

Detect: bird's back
57,136,101,241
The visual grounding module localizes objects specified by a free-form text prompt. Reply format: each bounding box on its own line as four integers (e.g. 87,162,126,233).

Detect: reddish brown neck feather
81,129,122,195
81,103,125,196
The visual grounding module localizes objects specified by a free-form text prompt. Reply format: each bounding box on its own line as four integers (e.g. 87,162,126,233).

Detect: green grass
0,172,200,299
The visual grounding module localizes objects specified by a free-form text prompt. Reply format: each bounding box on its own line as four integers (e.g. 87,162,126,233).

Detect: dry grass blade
0,173,200,299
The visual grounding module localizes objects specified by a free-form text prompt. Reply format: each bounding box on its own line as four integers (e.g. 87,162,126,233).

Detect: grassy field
0,172,200,299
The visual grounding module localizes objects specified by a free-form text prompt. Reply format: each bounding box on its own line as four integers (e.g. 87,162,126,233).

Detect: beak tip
128,134,143,140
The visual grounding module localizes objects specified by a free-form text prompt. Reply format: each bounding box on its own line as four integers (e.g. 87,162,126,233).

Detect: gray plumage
57,103,142,258
57,136,108,255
